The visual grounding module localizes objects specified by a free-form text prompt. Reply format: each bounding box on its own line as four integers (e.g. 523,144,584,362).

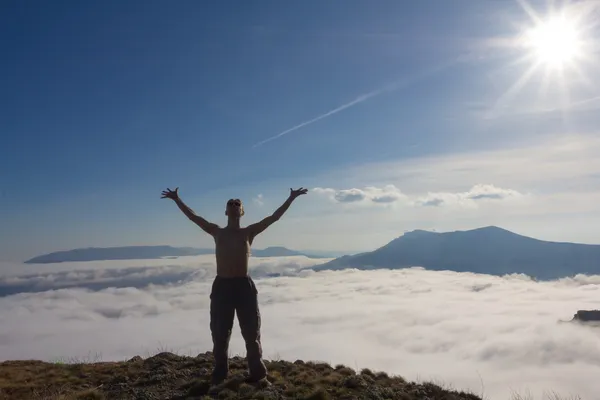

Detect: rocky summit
0,351,483,400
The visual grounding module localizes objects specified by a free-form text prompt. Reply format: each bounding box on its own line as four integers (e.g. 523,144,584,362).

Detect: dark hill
313,226,600,280
252,246,325,258
25,246,329,264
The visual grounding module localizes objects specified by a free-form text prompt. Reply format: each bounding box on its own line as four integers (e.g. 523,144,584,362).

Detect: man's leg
209,277,235,384
235,277,268,382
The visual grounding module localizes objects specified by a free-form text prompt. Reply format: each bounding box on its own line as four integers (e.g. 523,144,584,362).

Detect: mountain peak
402,229,439,237
400,226,511,239
470,225,512,233
314,225,600,280
403,226,517,237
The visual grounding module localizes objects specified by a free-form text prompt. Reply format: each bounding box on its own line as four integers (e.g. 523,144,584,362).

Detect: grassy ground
0,351,486,400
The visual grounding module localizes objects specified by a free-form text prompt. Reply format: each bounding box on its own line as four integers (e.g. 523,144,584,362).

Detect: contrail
251,84,397,148
251,56,465,148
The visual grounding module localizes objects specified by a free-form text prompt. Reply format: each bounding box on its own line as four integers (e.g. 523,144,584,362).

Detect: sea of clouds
1,255,599,399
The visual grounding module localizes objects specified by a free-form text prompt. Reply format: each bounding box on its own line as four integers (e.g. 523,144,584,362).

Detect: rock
572,310,600,322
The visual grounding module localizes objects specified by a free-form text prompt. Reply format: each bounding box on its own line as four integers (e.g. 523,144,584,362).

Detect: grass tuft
0,349,582,400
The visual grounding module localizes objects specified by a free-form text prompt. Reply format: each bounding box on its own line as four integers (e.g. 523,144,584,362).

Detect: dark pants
209,275,267,383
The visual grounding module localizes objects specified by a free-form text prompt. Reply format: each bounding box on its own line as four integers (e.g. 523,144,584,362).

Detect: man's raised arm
161,187,219,236
247,187,308,239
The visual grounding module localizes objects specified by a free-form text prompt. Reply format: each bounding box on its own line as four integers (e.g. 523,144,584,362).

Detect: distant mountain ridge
313,226,600,280
24,245,330,264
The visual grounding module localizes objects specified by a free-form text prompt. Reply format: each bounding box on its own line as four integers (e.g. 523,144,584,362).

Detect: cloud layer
313,183,525,208
0,256,322,297
1,255,599,400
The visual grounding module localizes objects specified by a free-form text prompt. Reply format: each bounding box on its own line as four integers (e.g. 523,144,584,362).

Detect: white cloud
415,184,527,208
0,256,325,296
253,193,264,207
313,184,409,206
313,183,525,209
0,256,599,400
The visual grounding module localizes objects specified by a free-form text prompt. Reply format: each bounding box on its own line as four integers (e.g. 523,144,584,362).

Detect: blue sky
2,0,600,261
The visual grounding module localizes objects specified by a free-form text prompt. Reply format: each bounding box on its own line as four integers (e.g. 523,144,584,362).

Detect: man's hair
226,198,244,216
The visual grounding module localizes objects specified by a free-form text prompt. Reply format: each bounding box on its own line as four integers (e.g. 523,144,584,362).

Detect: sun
522,14,583,69
480,0,599,119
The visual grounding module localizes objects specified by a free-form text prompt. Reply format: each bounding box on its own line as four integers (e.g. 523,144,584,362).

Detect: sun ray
483,52,538,92
485,60,543,119
514,0,543,25
567,61,595,91
556,66,577,136
536,65,552,108
558,68,569,108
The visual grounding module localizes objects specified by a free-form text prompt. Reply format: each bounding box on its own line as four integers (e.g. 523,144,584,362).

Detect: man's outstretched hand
161,187,179,200
290,187,308,199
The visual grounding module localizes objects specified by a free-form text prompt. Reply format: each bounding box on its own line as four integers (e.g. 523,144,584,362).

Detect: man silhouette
161,187,308,386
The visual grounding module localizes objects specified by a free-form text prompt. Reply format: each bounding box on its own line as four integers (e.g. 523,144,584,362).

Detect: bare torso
213,227,253,277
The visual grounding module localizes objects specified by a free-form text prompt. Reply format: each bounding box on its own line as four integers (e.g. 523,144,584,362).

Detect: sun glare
482,0,600,119
523,15,583,68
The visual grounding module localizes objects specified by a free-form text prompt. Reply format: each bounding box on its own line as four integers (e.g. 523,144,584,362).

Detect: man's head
225,198,244,217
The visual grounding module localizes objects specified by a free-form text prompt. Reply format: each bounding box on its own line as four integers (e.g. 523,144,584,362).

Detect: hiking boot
209,375,226,394
208,384,220,395
245,376,272,388
210,377,225,386
208,376,228,396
